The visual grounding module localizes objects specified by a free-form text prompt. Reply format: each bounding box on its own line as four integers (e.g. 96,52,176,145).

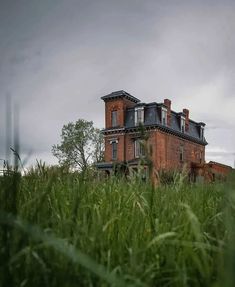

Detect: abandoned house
97,90,232,182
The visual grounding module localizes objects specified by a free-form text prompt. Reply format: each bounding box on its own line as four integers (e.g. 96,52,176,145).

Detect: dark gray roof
104,104,207,146
101,91,207,145
123,104,207,145
101,90,140,103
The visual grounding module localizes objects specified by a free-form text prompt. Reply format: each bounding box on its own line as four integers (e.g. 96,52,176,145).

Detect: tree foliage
52,119,104,171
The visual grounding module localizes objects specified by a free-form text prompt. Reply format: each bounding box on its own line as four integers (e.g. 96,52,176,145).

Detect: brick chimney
183,108,189,131
164,99,171,126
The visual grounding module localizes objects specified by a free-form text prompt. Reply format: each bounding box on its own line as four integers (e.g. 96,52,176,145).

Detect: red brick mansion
97,90,232,182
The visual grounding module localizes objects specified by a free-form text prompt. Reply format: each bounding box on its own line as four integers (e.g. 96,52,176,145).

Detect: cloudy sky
0,0,235,168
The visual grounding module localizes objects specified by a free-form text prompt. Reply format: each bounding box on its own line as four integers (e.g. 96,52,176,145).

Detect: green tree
92,127,105,163
52,119,104,171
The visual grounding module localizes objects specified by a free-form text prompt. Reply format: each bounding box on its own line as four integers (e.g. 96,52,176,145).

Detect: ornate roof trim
101,90,140,103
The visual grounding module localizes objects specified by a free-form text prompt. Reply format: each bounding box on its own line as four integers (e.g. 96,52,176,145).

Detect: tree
52,119,104,172
92,127,105,163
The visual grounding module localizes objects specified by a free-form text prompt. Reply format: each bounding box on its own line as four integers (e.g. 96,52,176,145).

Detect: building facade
97,90,208,181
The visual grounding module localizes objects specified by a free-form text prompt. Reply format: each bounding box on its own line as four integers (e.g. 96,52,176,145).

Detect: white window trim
109,139,118,144
134,140,139,158
161,107,167,126
181,116,186,133
110,140,118,160
134,139,145,158
134,107,144,126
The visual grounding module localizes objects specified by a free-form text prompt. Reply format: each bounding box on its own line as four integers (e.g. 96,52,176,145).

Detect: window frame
179,145,184,162
200,126,204,140
111,110,118,127
110,139,118,160
134,139,145,158
199,151,203,163
180,116,186,133
135,107,144,126
112,141,117,160
161,107,167,126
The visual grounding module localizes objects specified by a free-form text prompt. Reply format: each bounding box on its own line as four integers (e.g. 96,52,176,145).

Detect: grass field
0,166,235,287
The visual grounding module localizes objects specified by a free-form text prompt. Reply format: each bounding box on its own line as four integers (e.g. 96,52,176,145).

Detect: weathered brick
100,92,232,182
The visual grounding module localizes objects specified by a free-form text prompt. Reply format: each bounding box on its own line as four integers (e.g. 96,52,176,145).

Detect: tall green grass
0,168,234,287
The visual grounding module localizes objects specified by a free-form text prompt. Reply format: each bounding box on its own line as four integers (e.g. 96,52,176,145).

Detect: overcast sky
0,0,235,168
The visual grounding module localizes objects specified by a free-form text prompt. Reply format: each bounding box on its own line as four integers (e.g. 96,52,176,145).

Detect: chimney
164,99,171,126
183,108,189,131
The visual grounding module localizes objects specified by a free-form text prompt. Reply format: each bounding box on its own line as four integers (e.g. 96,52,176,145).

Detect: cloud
0,0,235,167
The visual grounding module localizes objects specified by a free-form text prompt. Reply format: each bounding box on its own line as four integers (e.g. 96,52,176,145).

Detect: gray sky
0,0,235,168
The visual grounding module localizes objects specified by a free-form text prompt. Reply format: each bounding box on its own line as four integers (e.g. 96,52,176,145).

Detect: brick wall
104,134,125,162
153,130,205,171
104,129,205,171
105,98,136,129
208,162,232,176
125,133,134,161
103,97,205,174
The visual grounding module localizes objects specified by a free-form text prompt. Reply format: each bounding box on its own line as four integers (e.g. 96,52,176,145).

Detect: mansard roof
124,103,207,145
102,91,207,145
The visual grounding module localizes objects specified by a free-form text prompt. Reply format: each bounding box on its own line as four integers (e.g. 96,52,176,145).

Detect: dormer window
135,107,144,126
181,116,186,133
161,107,167,126
200,126,204,140
111,110,118,127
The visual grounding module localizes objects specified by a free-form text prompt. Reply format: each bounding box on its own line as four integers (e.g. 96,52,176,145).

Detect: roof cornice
101,90,140,103
103,124,208,146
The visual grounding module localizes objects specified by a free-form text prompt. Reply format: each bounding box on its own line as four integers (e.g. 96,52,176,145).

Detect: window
134,139,145,158
135,107,144,125
110,139,118,160
181,116,186,133
112,141,117,160
199,151,203,163
161,107,167,126
200,126,204,140
111,111,117,127
180,145,184,162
